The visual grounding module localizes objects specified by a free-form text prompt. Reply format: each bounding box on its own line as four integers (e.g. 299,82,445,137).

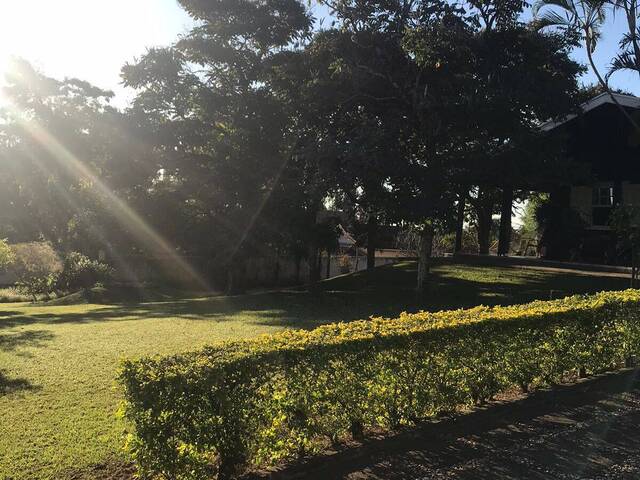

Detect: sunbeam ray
3,96,212,291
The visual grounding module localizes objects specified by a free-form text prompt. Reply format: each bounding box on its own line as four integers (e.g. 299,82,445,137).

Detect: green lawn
0,260,630,479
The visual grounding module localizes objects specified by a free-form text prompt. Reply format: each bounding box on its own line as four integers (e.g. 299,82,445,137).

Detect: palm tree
533,0,640,131
607,0,640,80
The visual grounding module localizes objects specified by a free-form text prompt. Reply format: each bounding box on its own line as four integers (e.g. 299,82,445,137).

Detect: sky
0,0,636,108
554,14,640,95
0,0,194,106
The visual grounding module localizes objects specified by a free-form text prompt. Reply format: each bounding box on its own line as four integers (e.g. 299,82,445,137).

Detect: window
592,185,614,226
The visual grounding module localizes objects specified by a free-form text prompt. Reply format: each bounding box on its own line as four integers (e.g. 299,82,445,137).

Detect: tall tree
122,0,314,291
0,59,124,253
460,24,582,255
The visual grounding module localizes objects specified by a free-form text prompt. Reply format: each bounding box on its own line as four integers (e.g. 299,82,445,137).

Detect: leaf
533,9,574,30
607,50,640,79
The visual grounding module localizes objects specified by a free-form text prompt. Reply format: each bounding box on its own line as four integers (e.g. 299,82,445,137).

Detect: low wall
111,254,403,289
453,253,632,275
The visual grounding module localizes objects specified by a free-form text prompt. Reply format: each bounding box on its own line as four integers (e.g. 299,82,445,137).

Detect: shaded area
247,369,640,480
0,329,55,351
0,260,629,332
62,457,136,480
0,370,39,396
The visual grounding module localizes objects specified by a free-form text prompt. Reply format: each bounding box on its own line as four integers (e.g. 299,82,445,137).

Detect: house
541,92,640,263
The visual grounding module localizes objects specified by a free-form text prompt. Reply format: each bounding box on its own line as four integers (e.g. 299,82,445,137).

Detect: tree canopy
0,0,589,291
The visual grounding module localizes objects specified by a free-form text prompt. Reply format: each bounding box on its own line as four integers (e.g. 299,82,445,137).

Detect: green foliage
119,289,640,478
610,205,640,244
520,193,548,239
0,238,14,270
10,242,63,301
57,251,113,291
608,205,640,266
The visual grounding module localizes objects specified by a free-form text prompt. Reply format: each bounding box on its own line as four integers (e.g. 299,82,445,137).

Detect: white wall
318,255,397,280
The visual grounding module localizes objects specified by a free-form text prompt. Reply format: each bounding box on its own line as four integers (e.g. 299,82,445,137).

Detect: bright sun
0,0,189,106
0,1,93,74
0,1,60,100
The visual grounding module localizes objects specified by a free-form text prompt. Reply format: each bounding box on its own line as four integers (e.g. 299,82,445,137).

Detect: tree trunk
307,196,322,287
294,255,301,284
478,217,491,254
367,214,377,272
326,252,331,279
632,245,638,289
474,187,495,255
225,262,244,295
476,191,492,255
273,250,280,285
497,187,513,256
309,240,320,285
416,223,434,293
455,188,466,254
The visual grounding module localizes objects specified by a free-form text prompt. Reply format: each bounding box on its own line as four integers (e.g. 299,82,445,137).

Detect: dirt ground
247,369,640,480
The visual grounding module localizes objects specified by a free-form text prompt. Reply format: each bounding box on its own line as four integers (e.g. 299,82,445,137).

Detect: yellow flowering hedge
118,290,640,479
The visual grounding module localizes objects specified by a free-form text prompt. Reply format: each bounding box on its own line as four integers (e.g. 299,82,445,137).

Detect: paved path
248,370,640,480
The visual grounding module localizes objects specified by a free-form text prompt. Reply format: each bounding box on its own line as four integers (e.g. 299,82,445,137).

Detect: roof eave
540,92,640,132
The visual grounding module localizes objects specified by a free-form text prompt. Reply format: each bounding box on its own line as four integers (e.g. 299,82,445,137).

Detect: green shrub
10,242,63,301
0,287,56,303
57,251,113,291
118,290,640,479
0,239,14,270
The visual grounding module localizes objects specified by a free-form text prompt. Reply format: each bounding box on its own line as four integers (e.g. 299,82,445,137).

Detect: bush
119,290,640,479
0,239,14,270
57,251,113,291
10,242,63,301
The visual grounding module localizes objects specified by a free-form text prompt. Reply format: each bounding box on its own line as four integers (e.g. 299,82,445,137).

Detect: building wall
570,182,640,229
567,183,640,264
570,186,592,225
623,182,640,205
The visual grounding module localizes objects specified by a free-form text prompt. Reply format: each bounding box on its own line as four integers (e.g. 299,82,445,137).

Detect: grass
0,260,630,479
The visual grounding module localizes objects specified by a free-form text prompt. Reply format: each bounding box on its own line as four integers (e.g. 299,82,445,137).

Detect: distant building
541,92,640,263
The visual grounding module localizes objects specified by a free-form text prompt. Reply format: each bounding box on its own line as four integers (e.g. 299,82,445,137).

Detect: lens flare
4,97,212,291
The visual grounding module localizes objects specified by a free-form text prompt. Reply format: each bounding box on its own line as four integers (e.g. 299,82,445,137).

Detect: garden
0,260,631,479
2,0,640,477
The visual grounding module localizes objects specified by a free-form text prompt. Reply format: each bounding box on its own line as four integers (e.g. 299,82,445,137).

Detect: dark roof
541,92,640,132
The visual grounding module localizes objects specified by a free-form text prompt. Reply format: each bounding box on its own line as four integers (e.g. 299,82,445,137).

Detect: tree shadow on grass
0,261,630,332
0,329,55,352
0,370,39,396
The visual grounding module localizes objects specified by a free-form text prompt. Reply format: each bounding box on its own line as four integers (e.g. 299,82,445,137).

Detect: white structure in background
337,224,357,254
320,224,406,279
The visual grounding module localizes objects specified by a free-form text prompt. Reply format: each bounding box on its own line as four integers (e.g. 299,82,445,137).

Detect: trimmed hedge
118,290,640,479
